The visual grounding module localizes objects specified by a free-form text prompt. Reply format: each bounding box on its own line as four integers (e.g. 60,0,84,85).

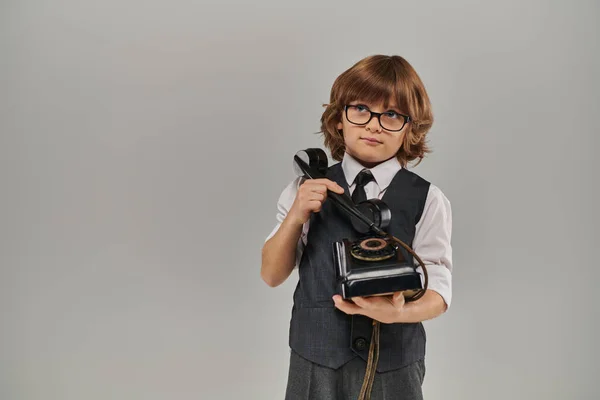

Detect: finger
304,183,329,197
333,295,361,315
306,179,343,194
325,180,345,194
363,296,396,311
351,296,372,309
392,292,405,306
307,191,326,202
307,200,323,213
300,180,324,192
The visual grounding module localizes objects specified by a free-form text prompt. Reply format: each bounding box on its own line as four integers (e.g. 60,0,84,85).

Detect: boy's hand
332,292,406,324
288,179,344,226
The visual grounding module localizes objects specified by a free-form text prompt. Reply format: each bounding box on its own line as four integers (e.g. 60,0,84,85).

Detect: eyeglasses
344,104,411,132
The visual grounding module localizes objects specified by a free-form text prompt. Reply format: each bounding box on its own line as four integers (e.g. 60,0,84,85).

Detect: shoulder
403,169,451,223
427,182,450,203
400,169,450,202
410,181,452,228
423,182,452,215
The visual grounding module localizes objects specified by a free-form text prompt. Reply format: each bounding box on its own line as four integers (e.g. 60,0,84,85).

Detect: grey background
1,0,598,399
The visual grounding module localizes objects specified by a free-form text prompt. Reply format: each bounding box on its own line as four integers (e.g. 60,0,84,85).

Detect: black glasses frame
344,105,411,132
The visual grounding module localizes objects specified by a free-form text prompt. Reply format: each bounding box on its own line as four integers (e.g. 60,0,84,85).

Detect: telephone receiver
293,148,390,237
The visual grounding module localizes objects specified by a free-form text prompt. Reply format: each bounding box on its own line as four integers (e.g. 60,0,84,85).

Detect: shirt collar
341,152,402,191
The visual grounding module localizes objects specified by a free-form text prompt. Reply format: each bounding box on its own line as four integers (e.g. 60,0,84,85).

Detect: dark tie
352,169,375,204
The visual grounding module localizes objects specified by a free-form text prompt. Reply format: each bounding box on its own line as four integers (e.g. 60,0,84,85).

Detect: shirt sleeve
412,184,453,309
264,176,309,268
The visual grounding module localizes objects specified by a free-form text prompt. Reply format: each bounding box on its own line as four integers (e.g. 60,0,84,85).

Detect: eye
355,105,370,113
383,111,399,119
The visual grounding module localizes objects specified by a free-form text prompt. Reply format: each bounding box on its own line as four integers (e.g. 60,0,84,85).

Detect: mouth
361,137,382,144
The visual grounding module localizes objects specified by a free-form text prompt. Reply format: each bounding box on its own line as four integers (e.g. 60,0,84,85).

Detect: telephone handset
293,149,389,236
293,148,428,301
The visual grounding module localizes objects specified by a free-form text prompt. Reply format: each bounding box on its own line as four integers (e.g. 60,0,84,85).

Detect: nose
365,114,383,133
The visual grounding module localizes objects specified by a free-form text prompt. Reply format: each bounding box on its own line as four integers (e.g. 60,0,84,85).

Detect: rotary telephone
293,148,428,301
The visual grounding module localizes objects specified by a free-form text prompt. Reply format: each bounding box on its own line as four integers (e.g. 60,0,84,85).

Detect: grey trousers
284,350,426,400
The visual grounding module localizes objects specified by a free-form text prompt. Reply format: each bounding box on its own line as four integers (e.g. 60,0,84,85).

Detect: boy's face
336,99,408,168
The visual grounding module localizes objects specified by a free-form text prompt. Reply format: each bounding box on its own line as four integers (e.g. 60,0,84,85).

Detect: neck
354,155,395,169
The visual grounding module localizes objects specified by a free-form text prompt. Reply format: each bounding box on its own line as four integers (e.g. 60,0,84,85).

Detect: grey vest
289,162,430,373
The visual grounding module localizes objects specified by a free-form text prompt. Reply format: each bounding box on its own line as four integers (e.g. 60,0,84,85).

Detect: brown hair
320,55,434,167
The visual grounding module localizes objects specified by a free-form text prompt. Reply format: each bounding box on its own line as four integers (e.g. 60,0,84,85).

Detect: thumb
392,291,405,305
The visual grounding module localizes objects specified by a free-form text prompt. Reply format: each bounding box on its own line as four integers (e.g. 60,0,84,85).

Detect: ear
336,121,343,130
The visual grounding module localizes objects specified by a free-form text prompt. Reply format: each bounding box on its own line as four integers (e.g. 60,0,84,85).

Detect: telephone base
333,239,422,300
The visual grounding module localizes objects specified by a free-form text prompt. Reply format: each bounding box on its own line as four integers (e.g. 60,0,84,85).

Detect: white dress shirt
265,152,454,308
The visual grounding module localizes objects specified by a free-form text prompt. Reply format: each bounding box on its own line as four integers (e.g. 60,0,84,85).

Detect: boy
261,55,452,400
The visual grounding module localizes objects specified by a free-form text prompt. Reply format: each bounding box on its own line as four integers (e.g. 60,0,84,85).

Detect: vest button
354,337,368,350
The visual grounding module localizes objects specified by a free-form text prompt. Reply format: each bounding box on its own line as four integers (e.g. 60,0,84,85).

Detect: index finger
316,179,344,194
302,178,344,194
